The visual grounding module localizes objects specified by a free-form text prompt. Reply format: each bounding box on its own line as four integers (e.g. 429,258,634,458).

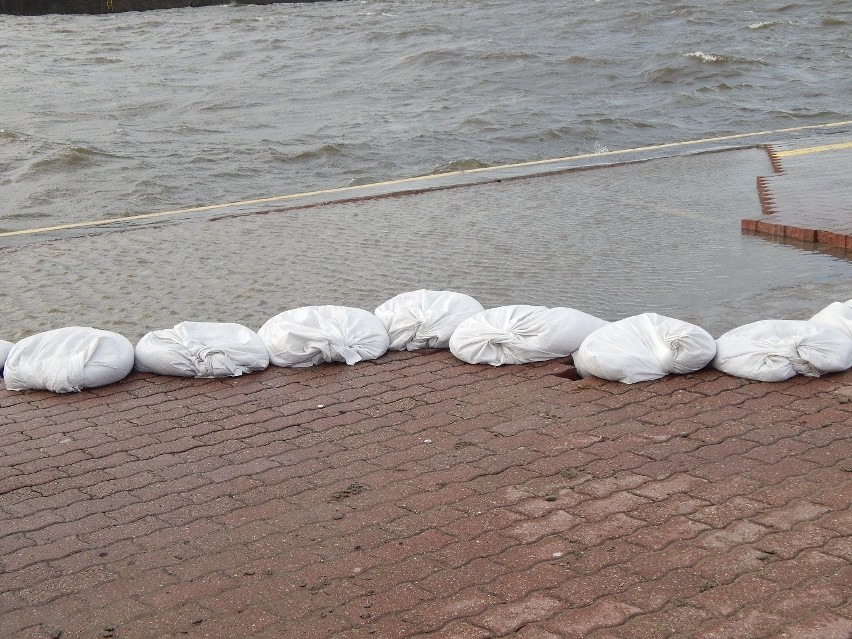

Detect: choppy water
1,0,850,230
1,0,851,344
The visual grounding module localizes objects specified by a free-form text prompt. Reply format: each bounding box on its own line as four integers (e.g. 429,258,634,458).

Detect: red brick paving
1,351,851,638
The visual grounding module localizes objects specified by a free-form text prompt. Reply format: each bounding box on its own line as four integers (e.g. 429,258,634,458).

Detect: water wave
428,159,493,175
290,144,348,162
685,51,767,64
747,21,788,29
4,210,51,221
362,24,450,43
345,176,381,187
23,146,119,177
0,129,26,142
474,51,542,64
392,49,464,70
695,82,755,93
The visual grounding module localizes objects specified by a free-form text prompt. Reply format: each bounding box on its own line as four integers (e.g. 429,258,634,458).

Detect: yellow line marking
3,119,851,239
774,141,852,158
0,186,386,238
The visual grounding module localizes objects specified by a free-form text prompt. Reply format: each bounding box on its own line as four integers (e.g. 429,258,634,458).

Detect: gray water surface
1,0,850,231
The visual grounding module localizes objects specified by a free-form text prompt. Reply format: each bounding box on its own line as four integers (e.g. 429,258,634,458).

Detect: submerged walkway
2,352,851,638
743,136,852,250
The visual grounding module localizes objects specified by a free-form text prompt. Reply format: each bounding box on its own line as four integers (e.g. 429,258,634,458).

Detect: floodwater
1,0,851,342
2,148,851,342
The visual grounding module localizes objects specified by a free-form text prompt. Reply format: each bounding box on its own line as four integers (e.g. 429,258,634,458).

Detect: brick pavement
1,351,851,638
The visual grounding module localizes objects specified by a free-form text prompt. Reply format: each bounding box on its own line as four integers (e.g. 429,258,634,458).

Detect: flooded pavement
1,135,851,344
743,134,852,247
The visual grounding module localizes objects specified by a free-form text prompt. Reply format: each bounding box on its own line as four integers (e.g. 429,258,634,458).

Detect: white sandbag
135,321,269,378
712,319,852,382
259,305,389,368
808,299,852,339
574,313,716,384
449,305,608,366
375,289,485,351
3,327,135,393
0,340,13,373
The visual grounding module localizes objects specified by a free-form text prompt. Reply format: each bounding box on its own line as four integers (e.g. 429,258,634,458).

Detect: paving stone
1,353,850,637
775,612,852,639
475,592,562,635
545,596,642,638
691,608,785,639
611,603,710,639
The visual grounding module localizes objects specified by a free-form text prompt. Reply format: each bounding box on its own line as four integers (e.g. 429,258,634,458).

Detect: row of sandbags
0,290,479,393
1,290,851,393
575,312,852,384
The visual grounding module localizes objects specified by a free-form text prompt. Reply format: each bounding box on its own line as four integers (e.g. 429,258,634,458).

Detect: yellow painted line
0,185,387,238
774,141,852,158
2,119,851,239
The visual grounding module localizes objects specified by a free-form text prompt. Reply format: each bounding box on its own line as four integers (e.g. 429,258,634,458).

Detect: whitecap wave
748,20,792,29
685,51,766,64
686,51,724,63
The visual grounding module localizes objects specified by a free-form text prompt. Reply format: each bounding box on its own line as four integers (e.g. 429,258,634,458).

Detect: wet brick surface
1,350,851,638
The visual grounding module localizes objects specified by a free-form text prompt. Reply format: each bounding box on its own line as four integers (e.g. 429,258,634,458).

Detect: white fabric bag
574,313,716,384
259,306,389,368
3,327,135,393
449,305,608,366
0,340,13,373
375,289,484,351
808,299,852,339
712,319,852,382
135,321,269,378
